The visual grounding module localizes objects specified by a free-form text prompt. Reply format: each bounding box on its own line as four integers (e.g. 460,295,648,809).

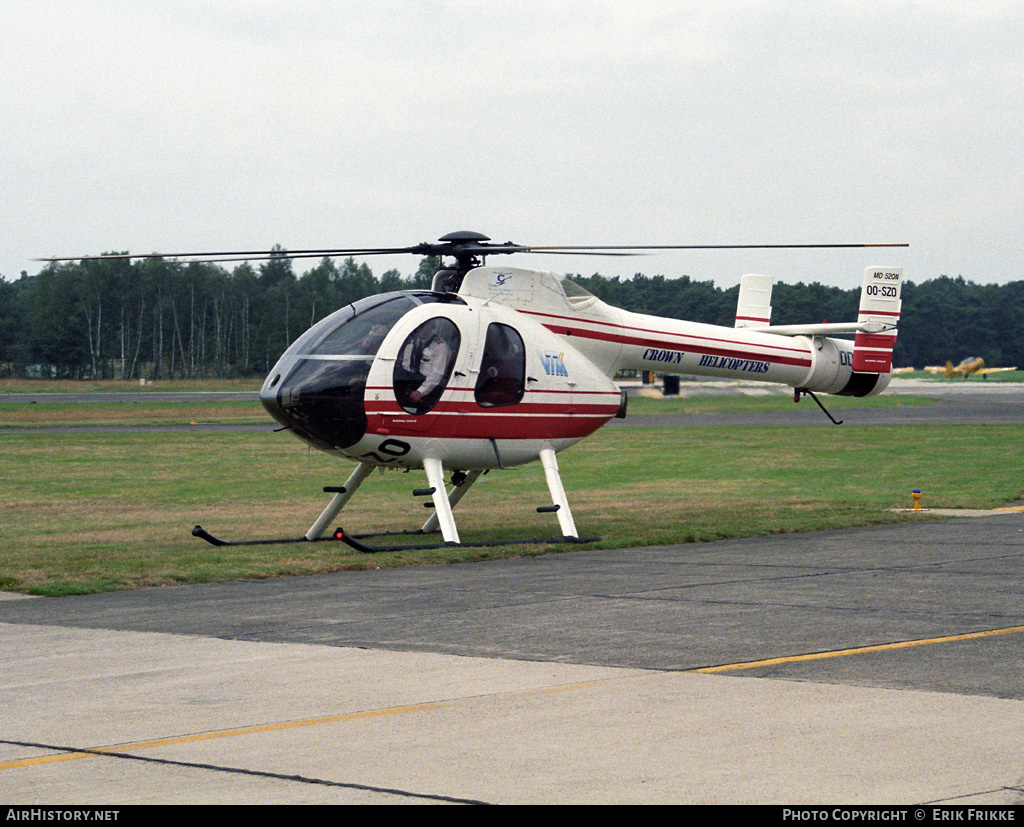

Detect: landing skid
191,525,330,547
332,528,599,554
194,445,593,552
191,524,598,552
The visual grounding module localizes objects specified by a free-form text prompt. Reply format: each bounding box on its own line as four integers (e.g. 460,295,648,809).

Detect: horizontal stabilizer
853,267,902,372
752,320,896,337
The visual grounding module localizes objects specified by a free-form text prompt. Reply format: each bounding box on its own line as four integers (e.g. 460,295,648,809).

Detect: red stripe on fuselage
366,400,620,417
366,410,617,440
363,389,620,440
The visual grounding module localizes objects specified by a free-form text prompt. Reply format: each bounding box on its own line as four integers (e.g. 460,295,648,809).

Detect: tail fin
735,274,773,328
852,267,902,373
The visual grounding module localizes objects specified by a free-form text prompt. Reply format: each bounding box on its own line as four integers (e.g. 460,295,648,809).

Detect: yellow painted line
0,702,448,771
993,505,1024,512
522,680,610,697
1,675,642,774
8,622,1024,770
689,625,1024,674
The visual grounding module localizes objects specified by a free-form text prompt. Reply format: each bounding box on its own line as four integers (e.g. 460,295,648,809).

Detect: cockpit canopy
261,291,465,451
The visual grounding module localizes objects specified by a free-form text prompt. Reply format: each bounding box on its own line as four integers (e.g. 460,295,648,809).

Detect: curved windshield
287,294,417,358
263,292,464,450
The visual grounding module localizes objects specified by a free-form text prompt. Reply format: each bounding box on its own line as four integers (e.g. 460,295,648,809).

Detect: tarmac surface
1,379,1022,805
611,376,1024,428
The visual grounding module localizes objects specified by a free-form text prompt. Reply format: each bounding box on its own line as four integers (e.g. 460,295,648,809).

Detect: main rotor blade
521,243,909,251
516,249,640,257
37,240,909,265
113,250,415,265
35,246,421,263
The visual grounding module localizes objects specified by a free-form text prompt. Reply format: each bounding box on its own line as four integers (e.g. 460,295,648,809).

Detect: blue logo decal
539,350,569,377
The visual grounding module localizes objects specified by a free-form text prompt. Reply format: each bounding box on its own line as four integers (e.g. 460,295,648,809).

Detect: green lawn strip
1,424,1020,595
0,379,263,394
0,401,267,427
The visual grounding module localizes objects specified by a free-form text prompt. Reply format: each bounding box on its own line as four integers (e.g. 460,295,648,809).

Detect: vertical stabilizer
735,274,773,328
852,267,902,373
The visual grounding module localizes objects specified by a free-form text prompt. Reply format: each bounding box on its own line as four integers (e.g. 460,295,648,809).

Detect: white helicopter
46,231,906,549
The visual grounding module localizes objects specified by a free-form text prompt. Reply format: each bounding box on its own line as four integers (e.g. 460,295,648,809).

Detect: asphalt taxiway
611,376,1024,428
1,380,1022,804
2,513,1023,805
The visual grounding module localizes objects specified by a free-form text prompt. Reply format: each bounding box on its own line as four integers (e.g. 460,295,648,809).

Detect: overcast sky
4,0,1021,290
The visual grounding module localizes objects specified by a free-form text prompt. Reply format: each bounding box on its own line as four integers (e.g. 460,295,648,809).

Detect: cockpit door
392,317,462,415
474,322,526,408
365,308,469,438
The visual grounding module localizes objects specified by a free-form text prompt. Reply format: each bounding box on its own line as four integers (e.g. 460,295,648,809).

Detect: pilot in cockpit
395,319,456,413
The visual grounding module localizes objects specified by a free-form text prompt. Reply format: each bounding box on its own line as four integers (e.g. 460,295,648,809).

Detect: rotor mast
427,231,501,292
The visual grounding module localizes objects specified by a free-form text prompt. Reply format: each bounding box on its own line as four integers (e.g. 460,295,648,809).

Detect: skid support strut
539,446,578,539
423,457,460,544
305,461,374,541
420,469,482,535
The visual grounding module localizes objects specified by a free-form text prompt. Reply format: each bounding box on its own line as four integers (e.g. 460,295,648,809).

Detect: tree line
0,253,437,380
0,255,1020,379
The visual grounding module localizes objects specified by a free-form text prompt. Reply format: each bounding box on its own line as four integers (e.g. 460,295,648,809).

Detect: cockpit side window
393,317,461,414
474,323,525,408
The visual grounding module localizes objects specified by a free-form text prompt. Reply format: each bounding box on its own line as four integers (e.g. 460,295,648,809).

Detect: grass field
0,378,263,394
0,400,267,428
2,381,1021,596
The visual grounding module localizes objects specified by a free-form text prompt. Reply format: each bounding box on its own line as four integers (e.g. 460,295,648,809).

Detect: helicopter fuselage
260,265,893,476
260,284,624,472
